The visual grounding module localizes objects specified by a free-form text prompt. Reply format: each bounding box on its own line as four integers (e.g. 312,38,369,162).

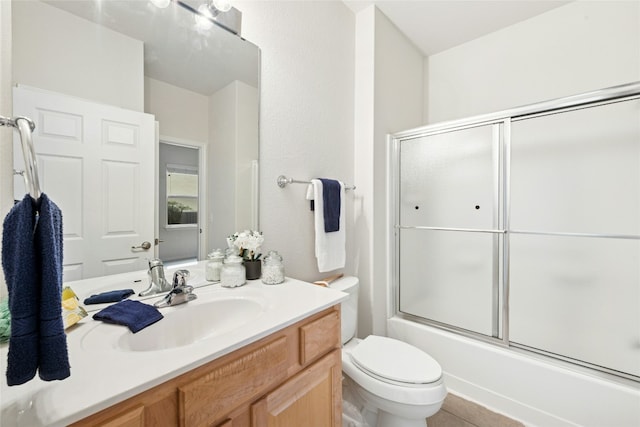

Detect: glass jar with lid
262,250,285,285
205,249,225,282
220,254,246,288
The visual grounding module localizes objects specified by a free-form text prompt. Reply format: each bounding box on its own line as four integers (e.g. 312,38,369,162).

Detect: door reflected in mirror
11,0,260,281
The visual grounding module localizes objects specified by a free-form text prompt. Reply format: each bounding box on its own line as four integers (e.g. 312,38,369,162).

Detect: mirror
11,0,260,280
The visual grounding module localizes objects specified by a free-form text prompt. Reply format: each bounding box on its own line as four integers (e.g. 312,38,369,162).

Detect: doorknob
155,238,164,246
132,241,152,250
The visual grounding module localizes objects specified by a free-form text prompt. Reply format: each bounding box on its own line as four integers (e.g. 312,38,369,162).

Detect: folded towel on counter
318,178,341,232
83,289,135,305
310,179,346,273
93,300,163,333
2,193,70,385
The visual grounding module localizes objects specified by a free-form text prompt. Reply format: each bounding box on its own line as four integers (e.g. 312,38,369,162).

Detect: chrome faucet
139,259,172,297
154,269,197,308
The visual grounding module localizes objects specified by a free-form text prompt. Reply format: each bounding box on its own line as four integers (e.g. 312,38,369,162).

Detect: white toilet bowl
341,336,447,427
327,276,447,427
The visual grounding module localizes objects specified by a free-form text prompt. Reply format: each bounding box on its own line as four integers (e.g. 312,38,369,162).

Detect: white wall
208,80,259,251
12,0,143,112
353,6,424,337
235,1,355,281
0,0,12,298
144,77,209,143
209,82,237,251
234,81,259,232
426,0,640,123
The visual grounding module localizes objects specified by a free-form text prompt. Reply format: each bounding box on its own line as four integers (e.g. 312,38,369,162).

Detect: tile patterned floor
426,393,525,427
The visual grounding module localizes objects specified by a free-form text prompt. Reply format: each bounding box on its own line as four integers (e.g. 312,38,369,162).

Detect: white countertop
0,262,347,426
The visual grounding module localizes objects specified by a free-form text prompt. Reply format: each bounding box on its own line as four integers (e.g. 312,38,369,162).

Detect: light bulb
150,0,171,9
212,0,232,12
195,3,214,30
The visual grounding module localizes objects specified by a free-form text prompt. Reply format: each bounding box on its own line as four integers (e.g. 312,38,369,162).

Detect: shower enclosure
390,82,640,380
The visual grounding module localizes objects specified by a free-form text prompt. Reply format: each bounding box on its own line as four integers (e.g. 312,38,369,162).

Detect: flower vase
244,259,261,280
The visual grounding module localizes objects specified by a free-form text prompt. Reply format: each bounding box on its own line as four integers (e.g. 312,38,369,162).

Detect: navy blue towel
319,178,341,233
2,193,70,386
84,289,135,305
36,194,70,382
2,194,39,385
93,300,163,333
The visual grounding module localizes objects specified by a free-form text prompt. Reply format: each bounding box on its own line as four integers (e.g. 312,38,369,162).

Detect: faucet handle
154,276,197,308
172,269,190,288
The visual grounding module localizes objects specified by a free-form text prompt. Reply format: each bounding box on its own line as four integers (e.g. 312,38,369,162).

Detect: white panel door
13,85,155,281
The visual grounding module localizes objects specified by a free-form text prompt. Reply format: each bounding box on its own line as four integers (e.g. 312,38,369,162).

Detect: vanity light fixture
150,0,171,9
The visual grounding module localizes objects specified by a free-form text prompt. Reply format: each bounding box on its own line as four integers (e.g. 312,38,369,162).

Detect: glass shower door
398,123,503,337
392,84,640,379
509,99,640,377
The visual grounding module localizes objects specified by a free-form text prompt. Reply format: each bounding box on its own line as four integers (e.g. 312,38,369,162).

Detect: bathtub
388,317,640,427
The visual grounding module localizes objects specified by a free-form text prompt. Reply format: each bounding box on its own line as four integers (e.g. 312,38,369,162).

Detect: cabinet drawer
179,336,288,427
299,310,340,366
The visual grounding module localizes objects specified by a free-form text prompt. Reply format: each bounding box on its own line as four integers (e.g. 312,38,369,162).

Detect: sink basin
81,295,266,352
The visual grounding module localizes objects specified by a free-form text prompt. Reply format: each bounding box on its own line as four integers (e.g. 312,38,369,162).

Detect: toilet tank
327,276,359,345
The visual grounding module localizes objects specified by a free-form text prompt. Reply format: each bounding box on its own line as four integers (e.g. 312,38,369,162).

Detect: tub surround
0,262,347,426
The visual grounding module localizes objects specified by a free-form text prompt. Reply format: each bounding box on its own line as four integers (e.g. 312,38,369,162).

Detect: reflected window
166,164,198,226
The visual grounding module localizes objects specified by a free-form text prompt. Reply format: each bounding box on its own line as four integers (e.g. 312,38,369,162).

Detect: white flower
228,230,264,260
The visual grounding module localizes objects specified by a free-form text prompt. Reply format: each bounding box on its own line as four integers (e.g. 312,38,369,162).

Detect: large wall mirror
11,0,260,281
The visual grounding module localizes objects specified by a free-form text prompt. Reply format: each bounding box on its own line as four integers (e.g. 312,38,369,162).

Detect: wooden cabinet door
97,405,145,427
251,350,342,427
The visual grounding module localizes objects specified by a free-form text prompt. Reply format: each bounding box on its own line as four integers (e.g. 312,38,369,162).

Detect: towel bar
277,175,356,191
2,115,41,200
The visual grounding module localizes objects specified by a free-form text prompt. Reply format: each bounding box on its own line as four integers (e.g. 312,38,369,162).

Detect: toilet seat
350,336,442,385
342,337,447,406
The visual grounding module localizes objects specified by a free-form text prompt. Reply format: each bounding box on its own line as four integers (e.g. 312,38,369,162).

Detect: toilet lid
350,336,442,384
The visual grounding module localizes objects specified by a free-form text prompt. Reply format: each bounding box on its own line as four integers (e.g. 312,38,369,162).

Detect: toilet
329,276,447,427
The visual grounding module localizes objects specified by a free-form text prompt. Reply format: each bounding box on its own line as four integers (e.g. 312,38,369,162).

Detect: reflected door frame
157,135,207,262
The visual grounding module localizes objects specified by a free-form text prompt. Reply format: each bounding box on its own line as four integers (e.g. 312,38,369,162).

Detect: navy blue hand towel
93,300,163,333
319,178,341,233
2,193,70,386
36,194,70,382
84,289,135,305
2,194,39,385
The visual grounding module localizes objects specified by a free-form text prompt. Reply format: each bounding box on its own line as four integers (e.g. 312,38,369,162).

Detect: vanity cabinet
71,305,342,427
251,350,341,426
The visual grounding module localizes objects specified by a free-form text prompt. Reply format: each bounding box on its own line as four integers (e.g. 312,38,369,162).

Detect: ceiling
343,0,572,56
